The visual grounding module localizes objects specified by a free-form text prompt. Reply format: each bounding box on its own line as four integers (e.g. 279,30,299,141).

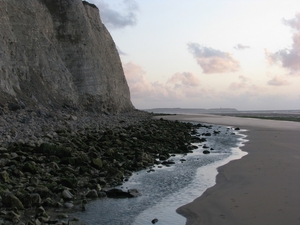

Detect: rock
128,189,141,197
3,211,20,223
98,192,107,198
57,213,69,219
161,160,175,165
2,192,25,210
60,178,78,189
152,218,159,224
105,188,139,198
64,202,74,209
62,190,74,200
85,189,98,199
0,171,10,183
203,150,210,154
30,176,40,185
34,185,51,198
30,193,42,206
106,167,124,180
23,161,38,174
68,218,87,225
91,158,103,169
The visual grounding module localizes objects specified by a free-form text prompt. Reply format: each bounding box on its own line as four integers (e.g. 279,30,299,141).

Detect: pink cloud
266,13,300,76
123,62,206,101
187,43,240,74
229,75,251,90
167,72,200,87
229,75,263,92
267,76,290,86
122,62,178,100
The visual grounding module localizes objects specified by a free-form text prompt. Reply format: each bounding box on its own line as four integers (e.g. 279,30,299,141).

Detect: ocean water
72,124,248,225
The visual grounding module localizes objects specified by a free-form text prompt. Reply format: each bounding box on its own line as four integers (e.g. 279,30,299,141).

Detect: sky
87,0,300,110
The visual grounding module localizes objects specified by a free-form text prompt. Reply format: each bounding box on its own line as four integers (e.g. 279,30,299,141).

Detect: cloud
123,62,205,101
229,75,263,93
89,0,139,29
167,72,200,87
266,13,300,75
122,62,177,100
187,43,240,74
234,44,250,50
267,76,290,86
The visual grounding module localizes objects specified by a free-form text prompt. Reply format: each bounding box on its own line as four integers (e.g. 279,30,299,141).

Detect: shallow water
72,124,248,225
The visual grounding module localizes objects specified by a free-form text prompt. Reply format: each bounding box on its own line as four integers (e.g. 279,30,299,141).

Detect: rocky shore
0,107,205,225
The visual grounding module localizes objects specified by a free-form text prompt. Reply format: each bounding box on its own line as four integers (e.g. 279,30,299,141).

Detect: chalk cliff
0,0,134,112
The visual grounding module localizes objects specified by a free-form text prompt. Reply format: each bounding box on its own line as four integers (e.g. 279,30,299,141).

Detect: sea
72,122,248,225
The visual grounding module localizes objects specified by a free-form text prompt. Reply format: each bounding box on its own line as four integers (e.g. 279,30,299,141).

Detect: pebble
0,108,205,224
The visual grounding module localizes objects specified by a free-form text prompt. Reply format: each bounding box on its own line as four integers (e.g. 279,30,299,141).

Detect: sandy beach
159,114,300,225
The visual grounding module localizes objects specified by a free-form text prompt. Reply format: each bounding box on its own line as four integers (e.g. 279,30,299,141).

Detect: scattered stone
0,171,10,183
30,193,42,206
161,160,175,165
203,150,210,154
64,202,74,209
0,109,212,224
152,218,159,224
85,189,98,199
62,190,74,200
128,189,141,197
105,188,140,198
2,192,24,210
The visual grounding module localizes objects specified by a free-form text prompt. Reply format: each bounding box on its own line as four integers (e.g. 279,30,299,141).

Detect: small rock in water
152,218,158,224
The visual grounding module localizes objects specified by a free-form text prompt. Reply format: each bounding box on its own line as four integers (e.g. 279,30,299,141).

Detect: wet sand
159,114,300,225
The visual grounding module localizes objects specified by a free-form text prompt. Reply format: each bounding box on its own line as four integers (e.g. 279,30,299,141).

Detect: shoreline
160,114,300,225
0,109,204,224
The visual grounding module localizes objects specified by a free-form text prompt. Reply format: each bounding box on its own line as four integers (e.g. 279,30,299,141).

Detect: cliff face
0,0,134,112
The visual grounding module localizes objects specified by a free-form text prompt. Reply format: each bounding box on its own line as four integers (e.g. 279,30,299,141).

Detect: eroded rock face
0,0,134,112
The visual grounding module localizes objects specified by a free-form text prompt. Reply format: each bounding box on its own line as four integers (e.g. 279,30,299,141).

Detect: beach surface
159,114,300,225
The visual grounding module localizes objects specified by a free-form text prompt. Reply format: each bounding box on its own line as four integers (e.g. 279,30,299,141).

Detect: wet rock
203,150,210,154
91,158,103,169
0,171,10,183
3,211,20,223
85,189,98,199
60,178,78,189
30,193,42,206
23,161,38,174
98,191,107,198
152,218,158,224
128,189,141,197
64,202,74,209
105,188,139,198
161,160,175,165
68,218,87,225
62,190,74,200
2,192,25,209
34,185,51,198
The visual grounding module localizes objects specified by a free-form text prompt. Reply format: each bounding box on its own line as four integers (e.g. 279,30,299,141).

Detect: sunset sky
87,0,300,110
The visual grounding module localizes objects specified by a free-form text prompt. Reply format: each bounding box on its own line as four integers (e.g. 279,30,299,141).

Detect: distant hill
143,108,238,114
